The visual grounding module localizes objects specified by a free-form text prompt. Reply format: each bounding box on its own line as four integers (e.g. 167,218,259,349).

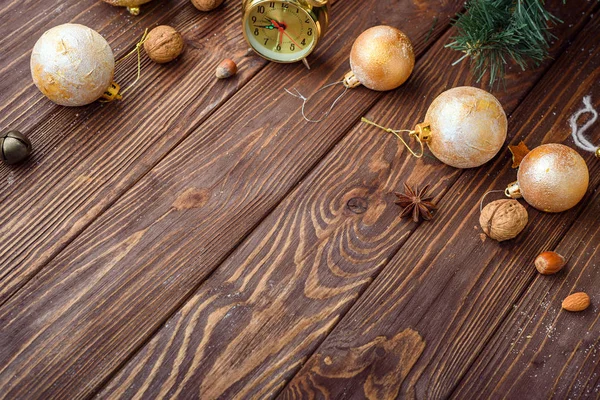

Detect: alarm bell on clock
242,0,329,69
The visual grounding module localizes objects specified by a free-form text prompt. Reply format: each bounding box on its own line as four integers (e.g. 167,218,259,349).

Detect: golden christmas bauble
347,25,414,91
424,87,507,168
31,24,115,106
516,143,589,213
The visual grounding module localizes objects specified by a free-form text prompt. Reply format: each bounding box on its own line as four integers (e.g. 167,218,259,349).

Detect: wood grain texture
0,0,268,304
97,3,598,400
279,9,600,400
453,179,600,399
0,1,460,398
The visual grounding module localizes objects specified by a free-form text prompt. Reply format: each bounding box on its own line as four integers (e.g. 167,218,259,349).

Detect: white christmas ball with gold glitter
345,25,415,91
509,143,589,213
31,24,116,106
424,86,507,168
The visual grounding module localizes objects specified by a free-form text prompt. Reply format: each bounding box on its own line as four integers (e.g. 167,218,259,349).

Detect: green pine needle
446,0,561,88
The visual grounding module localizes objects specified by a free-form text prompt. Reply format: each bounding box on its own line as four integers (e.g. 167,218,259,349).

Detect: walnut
479,199,528,242
143,25,184,64
191,0,224,11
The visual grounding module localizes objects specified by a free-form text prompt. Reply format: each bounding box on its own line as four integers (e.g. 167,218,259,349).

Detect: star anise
394,183,437,222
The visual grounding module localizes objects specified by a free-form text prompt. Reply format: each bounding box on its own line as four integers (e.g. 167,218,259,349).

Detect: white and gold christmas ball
424,86,507,168
31,24,115,106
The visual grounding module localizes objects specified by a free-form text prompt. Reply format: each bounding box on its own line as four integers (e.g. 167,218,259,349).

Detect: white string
480,189,506,213
570,95,598,153
285,81,348,123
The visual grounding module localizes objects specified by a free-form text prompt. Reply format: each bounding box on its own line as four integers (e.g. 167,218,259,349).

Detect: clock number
305,18,310,23
290,43,295,51
252,16,257,23
301,38,306,45
307,28,313,36
276,44,281,51
254,28,259,36
257,5,265,13
264,38,269,45
282,3,289,8
269,1,275,7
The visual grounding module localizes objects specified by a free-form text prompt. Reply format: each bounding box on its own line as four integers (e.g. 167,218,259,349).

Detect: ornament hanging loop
479,189,507,213
505,181,522,199
100,28,149,103
360,117,426,158
285,80,349,123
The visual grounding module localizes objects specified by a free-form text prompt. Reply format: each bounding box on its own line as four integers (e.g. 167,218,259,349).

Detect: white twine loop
480,189,507,213
285,81,349,123
570,95,598,153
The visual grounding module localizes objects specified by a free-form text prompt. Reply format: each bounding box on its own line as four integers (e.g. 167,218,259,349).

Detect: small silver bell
1,130,32,165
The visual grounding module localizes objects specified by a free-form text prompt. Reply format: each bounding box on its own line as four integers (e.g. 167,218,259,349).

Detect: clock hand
280,29,303,49
270,19,284,47
254,24,275,29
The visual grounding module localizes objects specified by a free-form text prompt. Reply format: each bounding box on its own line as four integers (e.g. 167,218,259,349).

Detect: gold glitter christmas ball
348,25,414,91
517,143,589,213
424,87,507,168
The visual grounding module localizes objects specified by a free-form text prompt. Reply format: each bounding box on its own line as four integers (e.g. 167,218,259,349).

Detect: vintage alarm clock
242,0,329,68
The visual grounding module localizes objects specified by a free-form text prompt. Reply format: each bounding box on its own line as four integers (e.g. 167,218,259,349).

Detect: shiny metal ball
1,130,32,164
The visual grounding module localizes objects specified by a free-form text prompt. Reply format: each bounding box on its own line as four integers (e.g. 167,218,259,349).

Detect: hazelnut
534,251,566,275
191,0,224,11
216,59,238,79
562,292,590,312
144,25,184,64
479,199,528,242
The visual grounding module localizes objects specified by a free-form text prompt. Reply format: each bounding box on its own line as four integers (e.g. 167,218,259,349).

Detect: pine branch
446,0,561,88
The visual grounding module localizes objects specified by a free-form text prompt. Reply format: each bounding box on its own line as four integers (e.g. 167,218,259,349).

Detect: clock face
244,1,318,62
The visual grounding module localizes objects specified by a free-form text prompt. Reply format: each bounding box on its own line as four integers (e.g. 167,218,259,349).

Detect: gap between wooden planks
0,0,461,398
0,0,272,304
96,3,599,400
279,11,600,400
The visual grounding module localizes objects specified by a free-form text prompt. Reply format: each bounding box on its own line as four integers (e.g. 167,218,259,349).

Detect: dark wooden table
1,0,599,398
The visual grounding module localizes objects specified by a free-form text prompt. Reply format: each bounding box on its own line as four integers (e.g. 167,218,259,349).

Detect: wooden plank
0,0,270,303
277,10,600,400
0,1,460,398
97,4,599,400
453,180,600,399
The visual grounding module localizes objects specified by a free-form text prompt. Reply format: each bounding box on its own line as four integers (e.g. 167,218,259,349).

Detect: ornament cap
343,71,361,89
101,82,123,102
505,181,522,199
415,123,432,143
127,6,140,15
